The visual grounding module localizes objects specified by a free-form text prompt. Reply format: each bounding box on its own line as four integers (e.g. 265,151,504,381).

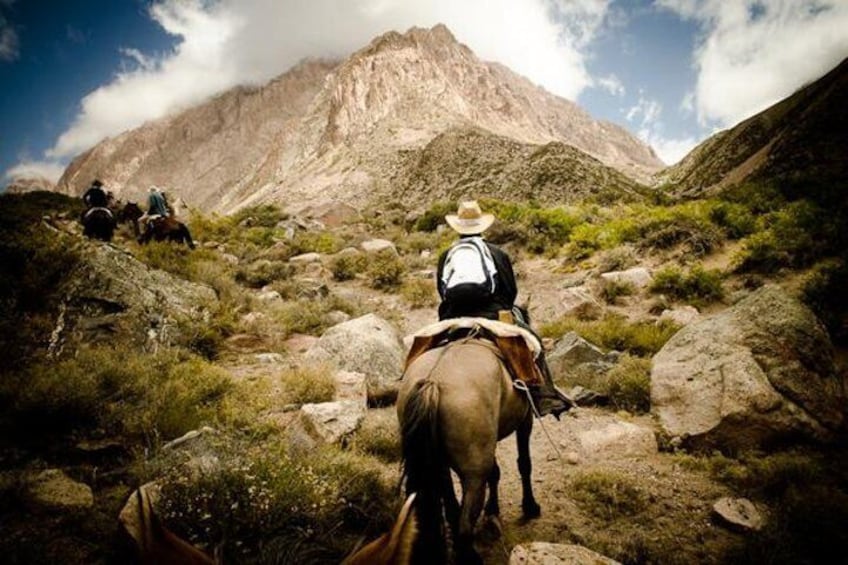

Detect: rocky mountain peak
57,23,662,214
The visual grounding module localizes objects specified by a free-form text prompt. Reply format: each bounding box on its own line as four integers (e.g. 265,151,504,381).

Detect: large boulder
50,242,217,355
651,285,844,451
305,314,405,405
510,542,621,564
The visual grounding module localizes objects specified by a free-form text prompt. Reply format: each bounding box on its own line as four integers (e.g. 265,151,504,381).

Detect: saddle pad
411,317,541,355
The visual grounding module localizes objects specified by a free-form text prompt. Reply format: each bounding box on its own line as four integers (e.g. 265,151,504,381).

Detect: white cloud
41,0,612,163
656,0,848,128
623,93,697,164
0,12,18,61
596,74,625,96
625,94,662,126
638,129,698,165
5,160,66,183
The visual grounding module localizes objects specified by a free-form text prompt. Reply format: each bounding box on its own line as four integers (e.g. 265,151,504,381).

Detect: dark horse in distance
81,206,117,242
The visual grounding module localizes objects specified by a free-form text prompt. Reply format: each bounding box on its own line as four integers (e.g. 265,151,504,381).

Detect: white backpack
441,237,498,299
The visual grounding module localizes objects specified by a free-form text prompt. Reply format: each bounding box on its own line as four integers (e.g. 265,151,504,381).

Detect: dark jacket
83,186,108,208
436,236,517,320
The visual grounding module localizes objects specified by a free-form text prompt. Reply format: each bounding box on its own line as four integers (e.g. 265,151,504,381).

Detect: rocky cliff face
657,57,848,199
56,24,661,214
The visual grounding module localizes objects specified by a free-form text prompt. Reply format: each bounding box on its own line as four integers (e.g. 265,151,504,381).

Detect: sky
2,0,847,184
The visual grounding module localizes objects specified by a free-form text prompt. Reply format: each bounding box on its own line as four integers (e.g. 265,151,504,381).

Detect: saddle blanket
405,317,543,385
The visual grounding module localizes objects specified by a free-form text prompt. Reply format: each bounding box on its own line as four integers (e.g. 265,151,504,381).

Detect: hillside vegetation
0,183,846,563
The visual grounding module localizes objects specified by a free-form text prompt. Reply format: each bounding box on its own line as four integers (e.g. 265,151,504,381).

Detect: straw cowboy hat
445,200,495,235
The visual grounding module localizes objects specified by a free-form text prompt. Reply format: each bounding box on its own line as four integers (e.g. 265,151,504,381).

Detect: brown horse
119,201,144,237
397,339,539,564
139,216,196,249
342,493,418,565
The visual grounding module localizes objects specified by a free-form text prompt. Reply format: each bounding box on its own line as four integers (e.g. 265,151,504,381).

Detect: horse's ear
385,493,418,564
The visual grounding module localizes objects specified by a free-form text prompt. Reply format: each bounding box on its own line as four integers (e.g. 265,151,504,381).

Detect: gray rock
600,267,653,289
510,542,621,564
289,400,365,453
577,420,658,459
256,290,282,302
49,242,216,356
334,370,368,407
255,353,285,364
360,239,398,255
289,252,322,264
660,306,700,326
548,331,606,380
712,497,764,532
305,314,405,405
652,285,844,451
324,310,351,326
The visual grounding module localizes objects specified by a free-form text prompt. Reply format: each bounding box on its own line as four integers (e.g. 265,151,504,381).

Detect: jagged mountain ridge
657,57,848,198
395,126,649,204
56,24,662,214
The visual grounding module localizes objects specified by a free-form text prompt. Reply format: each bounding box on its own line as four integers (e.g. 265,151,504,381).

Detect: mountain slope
395,126,649,204
658,57,848,199
56,24,661,214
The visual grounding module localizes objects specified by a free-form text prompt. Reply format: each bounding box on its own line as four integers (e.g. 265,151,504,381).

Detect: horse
119,201,144,237
397,338,540,564
342,493,418,565
81,206,117,242
139,216,196,249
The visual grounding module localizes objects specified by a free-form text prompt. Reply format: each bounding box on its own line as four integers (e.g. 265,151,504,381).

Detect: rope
513,379,565,463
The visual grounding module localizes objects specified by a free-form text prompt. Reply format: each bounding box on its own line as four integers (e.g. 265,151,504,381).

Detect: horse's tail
400,378,447,564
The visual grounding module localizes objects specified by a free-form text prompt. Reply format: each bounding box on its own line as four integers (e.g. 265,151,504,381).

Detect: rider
436,200,573,419
138,185,170,234
82,179,108,209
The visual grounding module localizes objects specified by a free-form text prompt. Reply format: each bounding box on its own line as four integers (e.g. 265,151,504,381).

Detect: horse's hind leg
484,460,501,516
441,469,460,531
181,226,196,249
517,415,541,519
457,475,486,565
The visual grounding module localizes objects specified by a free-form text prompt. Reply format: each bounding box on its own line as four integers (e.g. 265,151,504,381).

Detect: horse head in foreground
397,325,541,564
342,493,418,565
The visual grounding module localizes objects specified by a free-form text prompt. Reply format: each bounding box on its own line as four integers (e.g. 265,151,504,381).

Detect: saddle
405,318,543,386
84,206,114,220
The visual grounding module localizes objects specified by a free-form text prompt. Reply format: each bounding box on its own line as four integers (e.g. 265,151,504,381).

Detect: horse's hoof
522,500,541,520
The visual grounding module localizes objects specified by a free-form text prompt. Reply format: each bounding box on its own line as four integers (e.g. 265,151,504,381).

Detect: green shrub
603,355,652,413
801,259,848,344
570,470,647,521
230,204,288,228
400,278,438,307
599,278,636,304
734,200,835,273
414,201,456,232
0,346,232,445
709,202,757,239
159,445,396,563
279,365,336,405
351,408,400,462
367,251,406,290
649,264,724,305
541,315,679,357
236,259,293,288
291,232,343,255
330,253,367,281
596,246,637,273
